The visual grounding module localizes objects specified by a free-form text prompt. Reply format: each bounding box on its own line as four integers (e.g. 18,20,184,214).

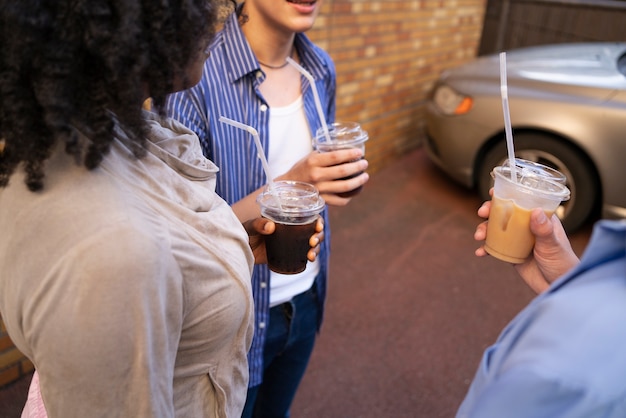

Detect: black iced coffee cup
256,181,326,274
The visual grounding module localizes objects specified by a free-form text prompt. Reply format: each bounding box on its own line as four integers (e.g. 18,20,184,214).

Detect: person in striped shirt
166,1,369,416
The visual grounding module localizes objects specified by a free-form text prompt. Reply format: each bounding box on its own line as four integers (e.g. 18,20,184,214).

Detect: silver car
424,42,626,232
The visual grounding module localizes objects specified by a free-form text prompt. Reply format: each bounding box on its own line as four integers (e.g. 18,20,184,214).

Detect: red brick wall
0,314,33,387
308,0,487,173
0,0,487,389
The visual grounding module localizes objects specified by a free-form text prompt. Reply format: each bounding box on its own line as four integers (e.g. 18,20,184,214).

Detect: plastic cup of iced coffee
257,181,326,274
484,163,570,264
313,122,368,198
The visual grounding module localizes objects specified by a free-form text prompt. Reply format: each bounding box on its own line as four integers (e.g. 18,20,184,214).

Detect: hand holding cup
257,181,326,274
244,215,324,266
475,189,580,294
276,148,369,206
313,122,370,200
483,161,570,264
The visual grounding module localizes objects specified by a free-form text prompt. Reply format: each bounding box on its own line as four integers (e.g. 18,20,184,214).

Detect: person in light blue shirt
165,1,369,417
459,204,626,417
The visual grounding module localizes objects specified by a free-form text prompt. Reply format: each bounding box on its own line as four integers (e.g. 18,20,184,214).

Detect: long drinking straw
499,52,517,181
286,57,331,143
219,116,281,203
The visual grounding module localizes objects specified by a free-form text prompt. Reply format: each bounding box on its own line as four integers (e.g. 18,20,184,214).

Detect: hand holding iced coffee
475,198,581,293
313,122,370,199
275,147,369,207
480,56,575,272
242,216,324,266
484,161,570,264
257,181,326,274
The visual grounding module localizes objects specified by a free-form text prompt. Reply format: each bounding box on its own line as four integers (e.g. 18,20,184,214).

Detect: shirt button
260,281,267,288
258,322,266,329
260,104,268,112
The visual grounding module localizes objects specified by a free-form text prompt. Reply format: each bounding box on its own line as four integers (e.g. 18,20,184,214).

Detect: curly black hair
0,0,219,191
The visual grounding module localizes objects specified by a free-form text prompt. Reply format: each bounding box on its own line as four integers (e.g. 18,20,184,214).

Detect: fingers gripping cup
485,164,570,264
257,181,326,274
314,122,368,198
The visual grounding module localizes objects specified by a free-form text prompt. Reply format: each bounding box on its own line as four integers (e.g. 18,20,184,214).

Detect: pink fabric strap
21,371,47,418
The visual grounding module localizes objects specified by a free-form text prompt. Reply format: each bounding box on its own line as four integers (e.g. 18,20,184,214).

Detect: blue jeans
241,282,320,418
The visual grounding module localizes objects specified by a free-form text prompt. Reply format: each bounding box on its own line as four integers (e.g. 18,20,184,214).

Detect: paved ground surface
0,146,593,417
290,146,592,418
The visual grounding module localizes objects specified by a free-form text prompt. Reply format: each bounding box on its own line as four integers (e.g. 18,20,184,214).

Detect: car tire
476,133,599,233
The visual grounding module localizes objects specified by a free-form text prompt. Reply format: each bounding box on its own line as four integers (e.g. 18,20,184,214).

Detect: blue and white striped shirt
165,11,336,387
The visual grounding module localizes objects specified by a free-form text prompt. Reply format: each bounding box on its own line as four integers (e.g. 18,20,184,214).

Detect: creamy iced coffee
484,161,570,264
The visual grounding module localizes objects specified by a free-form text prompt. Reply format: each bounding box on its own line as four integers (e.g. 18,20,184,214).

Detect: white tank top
267,95,320,307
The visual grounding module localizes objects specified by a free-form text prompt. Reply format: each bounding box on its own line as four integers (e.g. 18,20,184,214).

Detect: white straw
499,52,517,182
219,116,277,194
286,57,331,142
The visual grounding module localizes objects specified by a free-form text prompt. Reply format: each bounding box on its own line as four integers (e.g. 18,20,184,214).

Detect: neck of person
243,24,296,69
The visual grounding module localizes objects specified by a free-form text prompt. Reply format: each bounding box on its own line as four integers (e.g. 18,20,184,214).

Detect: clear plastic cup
484,164,570,264
257,181,326,274
313,122,368,198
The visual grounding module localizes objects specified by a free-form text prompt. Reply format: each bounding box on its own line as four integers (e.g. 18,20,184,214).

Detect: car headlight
432,84,473,115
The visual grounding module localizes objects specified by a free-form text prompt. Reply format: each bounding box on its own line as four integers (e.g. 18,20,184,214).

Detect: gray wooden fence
479,0,626,55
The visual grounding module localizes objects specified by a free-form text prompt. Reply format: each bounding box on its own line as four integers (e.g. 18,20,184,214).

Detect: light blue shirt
457,220,626,417
165,10,336,387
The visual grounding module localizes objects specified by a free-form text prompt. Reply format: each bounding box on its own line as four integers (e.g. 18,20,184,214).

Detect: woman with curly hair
0,0,322,416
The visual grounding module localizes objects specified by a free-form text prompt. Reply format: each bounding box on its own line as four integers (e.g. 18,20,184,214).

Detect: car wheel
476,133,599,232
